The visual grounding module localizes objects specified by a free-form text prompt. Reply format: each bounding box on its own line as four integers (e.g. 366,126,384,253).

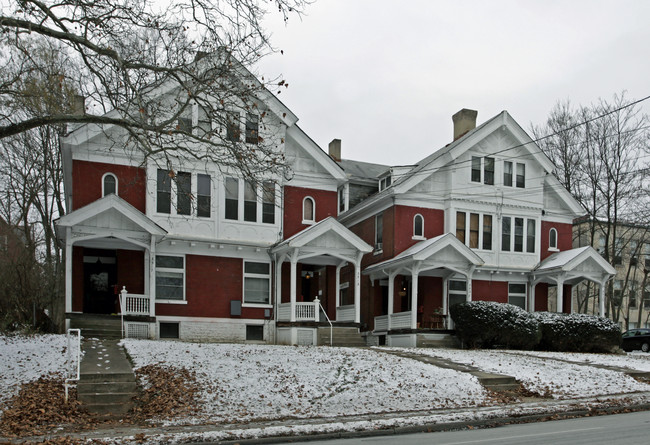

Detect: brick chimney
452,109,478,141
329,139,341,162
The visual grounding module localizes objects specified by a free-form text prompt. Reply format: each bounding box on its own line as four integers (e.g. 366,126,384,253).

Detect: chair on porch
424,313,445,330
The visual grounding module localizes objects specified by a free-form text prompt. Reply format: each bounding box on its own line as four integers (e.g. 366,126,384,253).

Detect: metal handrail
64,328,81,402
318,301,333,347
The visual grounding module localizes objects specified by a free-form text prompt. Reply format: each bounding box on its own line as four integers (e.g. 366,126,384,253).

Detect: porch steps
317,327,366,347
69,314,122,339
77,339,137,416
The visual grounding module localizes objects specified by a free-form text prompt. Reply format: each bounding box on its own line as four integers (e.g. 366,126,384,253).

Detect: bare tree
1,0,307,179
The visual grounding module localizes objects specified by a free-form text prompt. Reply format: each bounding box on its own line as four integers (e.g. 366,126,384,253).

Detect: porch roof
55,194,166,250
271,217,372,265
532,246,616,285
364,233,484,279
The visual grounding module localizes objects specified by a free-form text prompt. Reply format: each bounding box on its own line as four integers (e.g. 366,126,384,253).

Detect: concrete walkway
80,338,134,377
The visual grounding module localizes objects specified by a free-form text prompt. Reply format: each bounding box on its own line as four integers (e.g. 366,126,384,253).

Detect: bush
533,312,621,352
450,301,541,350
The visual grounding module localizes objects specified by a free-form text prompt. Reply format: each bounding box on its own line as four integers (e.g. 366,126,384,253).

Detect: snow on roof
535,246,591,271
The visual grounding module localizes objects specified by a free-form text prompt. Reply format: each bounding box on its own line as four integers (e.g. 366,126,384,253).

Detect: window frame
374,213,384,253
549,228,558,251
224,178,276,224
156,169,172,214
176,171,192,216
245,113,259,144
516,163,526,188
413,214,424,240
338,185,348,214
155,255,186,303
456,211,493,251
302,196,315,224
508,282,527,309
501,216,536,253
243,260,272,307
102,173,118,197
197,173,211,218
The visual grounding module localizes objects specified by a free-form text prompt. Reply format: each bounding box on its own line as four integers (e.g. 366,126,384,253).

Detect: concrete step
78,381,137,394
78,328,123,339
79,372,135,384
81,402,132,416
484,383,522,392
70,316,122,328
78,391,136,405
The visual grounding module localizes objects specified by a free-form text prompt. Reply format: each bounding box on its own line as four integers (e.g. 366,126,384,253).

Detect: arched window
413,214,424,239
302,196,315,223
549,228,558,250
102,173,117,196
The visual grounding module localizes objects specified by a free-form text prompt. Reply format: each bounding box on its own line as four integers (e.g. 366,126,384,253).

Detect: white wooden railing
118,287,151,338
277,301,320,322
374,311,414,331
64,328,81,402
336,304,356,322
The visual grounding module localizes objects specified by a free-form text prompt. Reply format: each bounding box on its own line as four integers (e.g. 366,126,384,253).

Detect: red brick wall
116,250,144,294
534,283,549,312
72,160,146,212
393,206,445,254
350,207,396,268
472,280,509,304
540,221,573,260
283,186,337,238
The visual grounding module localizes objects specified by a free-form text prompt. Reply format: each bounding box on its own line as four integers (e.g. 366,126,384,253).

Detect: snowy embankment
0,334,71,409
122,340,488,424
389,348,650,398
505,349,650,372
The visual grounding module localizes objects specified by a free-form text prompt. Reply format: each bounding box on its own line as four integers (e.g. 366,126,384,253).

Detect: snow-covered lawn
122,340,488,424
0,334,71,409
503,349,650,372
390,348,650,399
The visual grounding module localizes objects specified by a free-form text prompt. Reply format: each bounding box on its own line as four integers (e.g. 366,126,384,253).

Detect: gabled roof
56,194,166,237
271,217,372,255
364,233,484,276
286,125,347,182
533,246,616,285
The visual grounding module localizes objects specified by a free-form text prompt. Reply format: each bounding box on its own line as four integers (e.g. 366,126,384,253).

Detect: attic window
379,175,392,191
102,173,117,197
245,114,259,144
471,156,494,185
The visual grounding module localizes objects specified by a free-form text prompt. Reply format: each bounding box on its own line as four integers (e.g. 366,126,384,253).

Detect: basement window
159,322,179,339
246,325,264,341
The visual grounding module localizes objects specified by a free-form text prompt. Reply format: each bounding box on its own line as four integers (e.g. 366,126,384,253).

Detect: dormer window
102,173,117,197
379,175,392,191
302,196,315,224
471,156,494,185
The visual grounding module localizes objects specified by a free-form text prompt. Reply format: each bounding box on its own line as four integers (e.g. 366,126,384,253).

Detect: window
503,161,513,186
375,213,383,251
484,157,494,185
226,111,240,142
471,157,481,182
614,238,623,265
508,283,527,309
516,163,525,188
244,181,257,222
197,174,211,218
502,216,536,253
245,114,259,144
413,214,424,239
471,156,494,185
176,172,191,215
526,219,536,253
243,261,271,305
549,228,558,250
448,280,467,308
379,175,392,191
157,169,172,214
159,322,180,339
303,197,315,223
482,215,493,250
102,173,117,197
338,185,348,214
177,108,192,133
597,235,607,255
156,255,184,300
613,280,623,307
262,181,275,224
197,105,211,136
457,211,493,250
630,240,638,266
246,325,264,341
456,212,466,243
225,177,239,220
630,281,638,308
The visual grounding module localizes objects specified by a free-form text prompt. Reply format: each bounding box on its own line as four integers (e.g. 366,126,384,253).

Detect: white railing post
314,297,320,322
120,286,127,338
64,328,81,403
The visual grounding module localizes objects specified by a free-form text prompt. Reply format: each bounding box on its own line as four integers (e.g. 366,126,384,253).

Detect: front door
83,251,118,314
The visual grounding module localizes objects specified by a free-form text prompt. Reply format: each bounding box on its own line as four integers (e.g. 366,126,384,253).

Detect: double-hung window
244,181,257,222
470,156,494,185
156,255,185,301
224,178,276,224
245,114,259,144
156,169,211,217
456,211,493,250
157,169,172,214
375,213,383,252
262,181,275,224
197,174,211,218
508,283,527,309
504,161,525,187
243,261,271,305
501,216,536,253
176,172,192,215
225,177,239,220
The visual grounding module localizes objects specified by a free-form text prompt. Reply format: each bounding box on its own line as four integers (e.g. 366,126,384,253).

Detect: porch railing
277,301,321,322
373,311,413,331
336,304,356,322
119,287,150,316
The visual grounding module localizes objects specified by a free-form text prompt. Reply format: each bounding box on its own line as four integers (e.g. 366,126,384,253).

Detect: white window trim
470,156,495,185
155,255,186,302
102,172,118,197
501,216,537,253
508,282,527,310
374,213,383,255
412,214,425,240
548,228,559,252
156,169,216,218
456,211,493,251
338,184,349,215
242,260,272,307
302,196,315,224
503,160,526,188
223,177,277,225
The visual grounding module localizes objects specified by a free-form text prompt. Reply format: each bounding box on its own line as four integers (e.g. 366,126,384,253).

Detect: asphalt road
285,410,650,445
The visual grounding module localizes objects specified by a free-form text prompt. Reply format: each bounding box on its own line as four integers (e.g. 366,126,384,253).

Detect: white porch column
599,278,607,316
387,270,397,330
556,275,565,313
290,249,298,322
442,277,448,315
354,253,363,324
528,281,536,313
335,262,344,310
149,236,156,317
411,268,419,329
275,254,284,320
65,227,72,314
465,265,476,302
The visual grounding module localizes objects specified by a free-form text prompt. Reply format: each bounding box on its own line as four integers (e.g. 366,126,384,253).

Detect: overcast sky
258,0,650,166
